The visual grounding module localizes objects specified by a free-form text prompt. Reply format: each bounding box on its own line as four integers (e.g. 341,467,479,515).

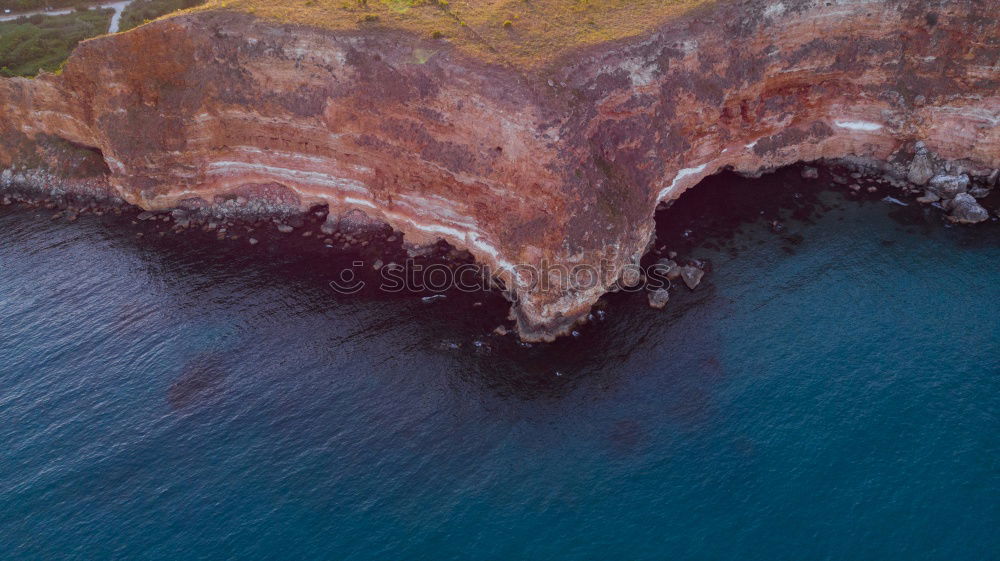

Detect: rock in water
647,288,670,309
946,193,989,224
916,191,940,204
801,166,819,179
680,266,704,290
653,258,680,281
927,175,970,199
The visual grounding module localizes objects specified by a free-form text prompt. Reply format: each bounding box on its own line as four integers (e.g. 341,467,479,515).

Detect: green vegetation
1,0,90,12
118,0,205,32
0,8,111,77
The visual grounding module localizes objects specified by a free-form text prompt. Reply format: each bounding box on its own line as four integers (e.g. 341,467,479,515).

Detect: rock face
1,1,998,341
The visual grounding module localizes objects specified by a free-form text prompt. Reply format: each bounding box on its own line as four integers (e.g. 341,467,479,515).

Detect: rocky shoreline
0,170,479,266
2,0,998,340
3,154,996,341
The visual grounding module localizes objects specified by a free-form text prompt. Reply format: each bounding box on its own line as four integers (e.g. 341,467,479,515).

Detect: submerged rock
801,166,819,179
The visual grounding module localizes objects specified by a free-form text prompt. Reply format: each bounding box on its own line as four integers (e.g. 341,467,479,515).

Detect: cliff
1,0,998,340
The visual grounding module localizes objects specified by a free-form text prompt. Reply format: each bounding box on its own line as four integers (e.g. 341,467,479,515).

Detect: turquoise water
1,171,998,559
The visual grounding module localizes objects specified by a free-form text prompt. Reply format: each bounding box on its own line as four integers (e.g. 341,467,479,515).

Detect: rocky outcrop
1,0,998,340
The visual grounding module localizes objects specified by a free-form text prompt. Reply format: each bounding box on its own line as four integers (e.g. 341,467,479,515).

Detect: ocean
1,167,997,560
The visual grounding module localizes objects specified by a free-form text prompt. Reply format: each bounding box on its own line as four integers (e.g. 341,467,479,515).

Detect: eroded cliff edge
1,0,998,340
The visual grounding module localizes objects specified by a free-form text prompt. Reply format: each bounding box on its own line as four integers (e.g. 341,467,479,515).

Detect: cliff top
181,0,712,68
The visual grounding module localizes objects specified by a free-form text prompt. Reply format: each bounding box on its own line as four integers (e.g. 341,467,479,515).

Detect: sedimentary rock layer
1,0,998,340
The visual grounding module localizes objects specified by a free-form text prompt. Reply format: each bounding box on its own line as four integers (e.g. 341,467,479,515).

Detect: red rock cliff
1,0,998,340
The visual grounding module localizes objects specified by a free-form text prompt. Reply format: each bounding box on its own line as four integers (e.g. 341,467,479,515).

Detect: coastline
3,159,996,342
2,0,998,340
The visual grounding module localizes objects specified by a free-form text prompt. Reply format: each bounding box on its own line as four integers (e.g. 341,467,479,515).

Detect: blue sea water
0,171,998,560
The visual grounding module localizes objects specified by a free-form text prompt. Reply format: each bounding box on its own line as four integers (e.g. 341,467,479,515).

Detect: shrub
0,9,113,77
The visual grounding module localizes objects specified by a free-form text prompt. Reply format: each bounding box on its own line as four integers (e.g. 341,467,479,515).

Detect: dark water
1,170,998,560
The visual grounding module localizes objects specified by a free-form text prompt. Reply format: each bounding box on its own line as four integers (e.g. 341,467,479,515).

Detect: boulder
946,193,989,224
647,288,670,309
800,166,819,179
679,265,704,290
652,258,680,280
170,209,191,228
339,209,382,233
320,214,339,235
927,174,969,199
906,152,935,186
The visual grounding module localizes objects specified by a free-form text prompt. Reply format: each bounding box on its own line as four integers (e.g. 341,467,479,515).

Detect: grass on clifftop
0,8,112,76
179,0,710,68
119,0,205,32
1,0,90,11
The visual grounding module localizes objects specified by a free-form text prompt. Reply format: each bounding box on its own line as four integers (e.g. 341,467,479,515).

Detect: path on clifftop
0,0,133,32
